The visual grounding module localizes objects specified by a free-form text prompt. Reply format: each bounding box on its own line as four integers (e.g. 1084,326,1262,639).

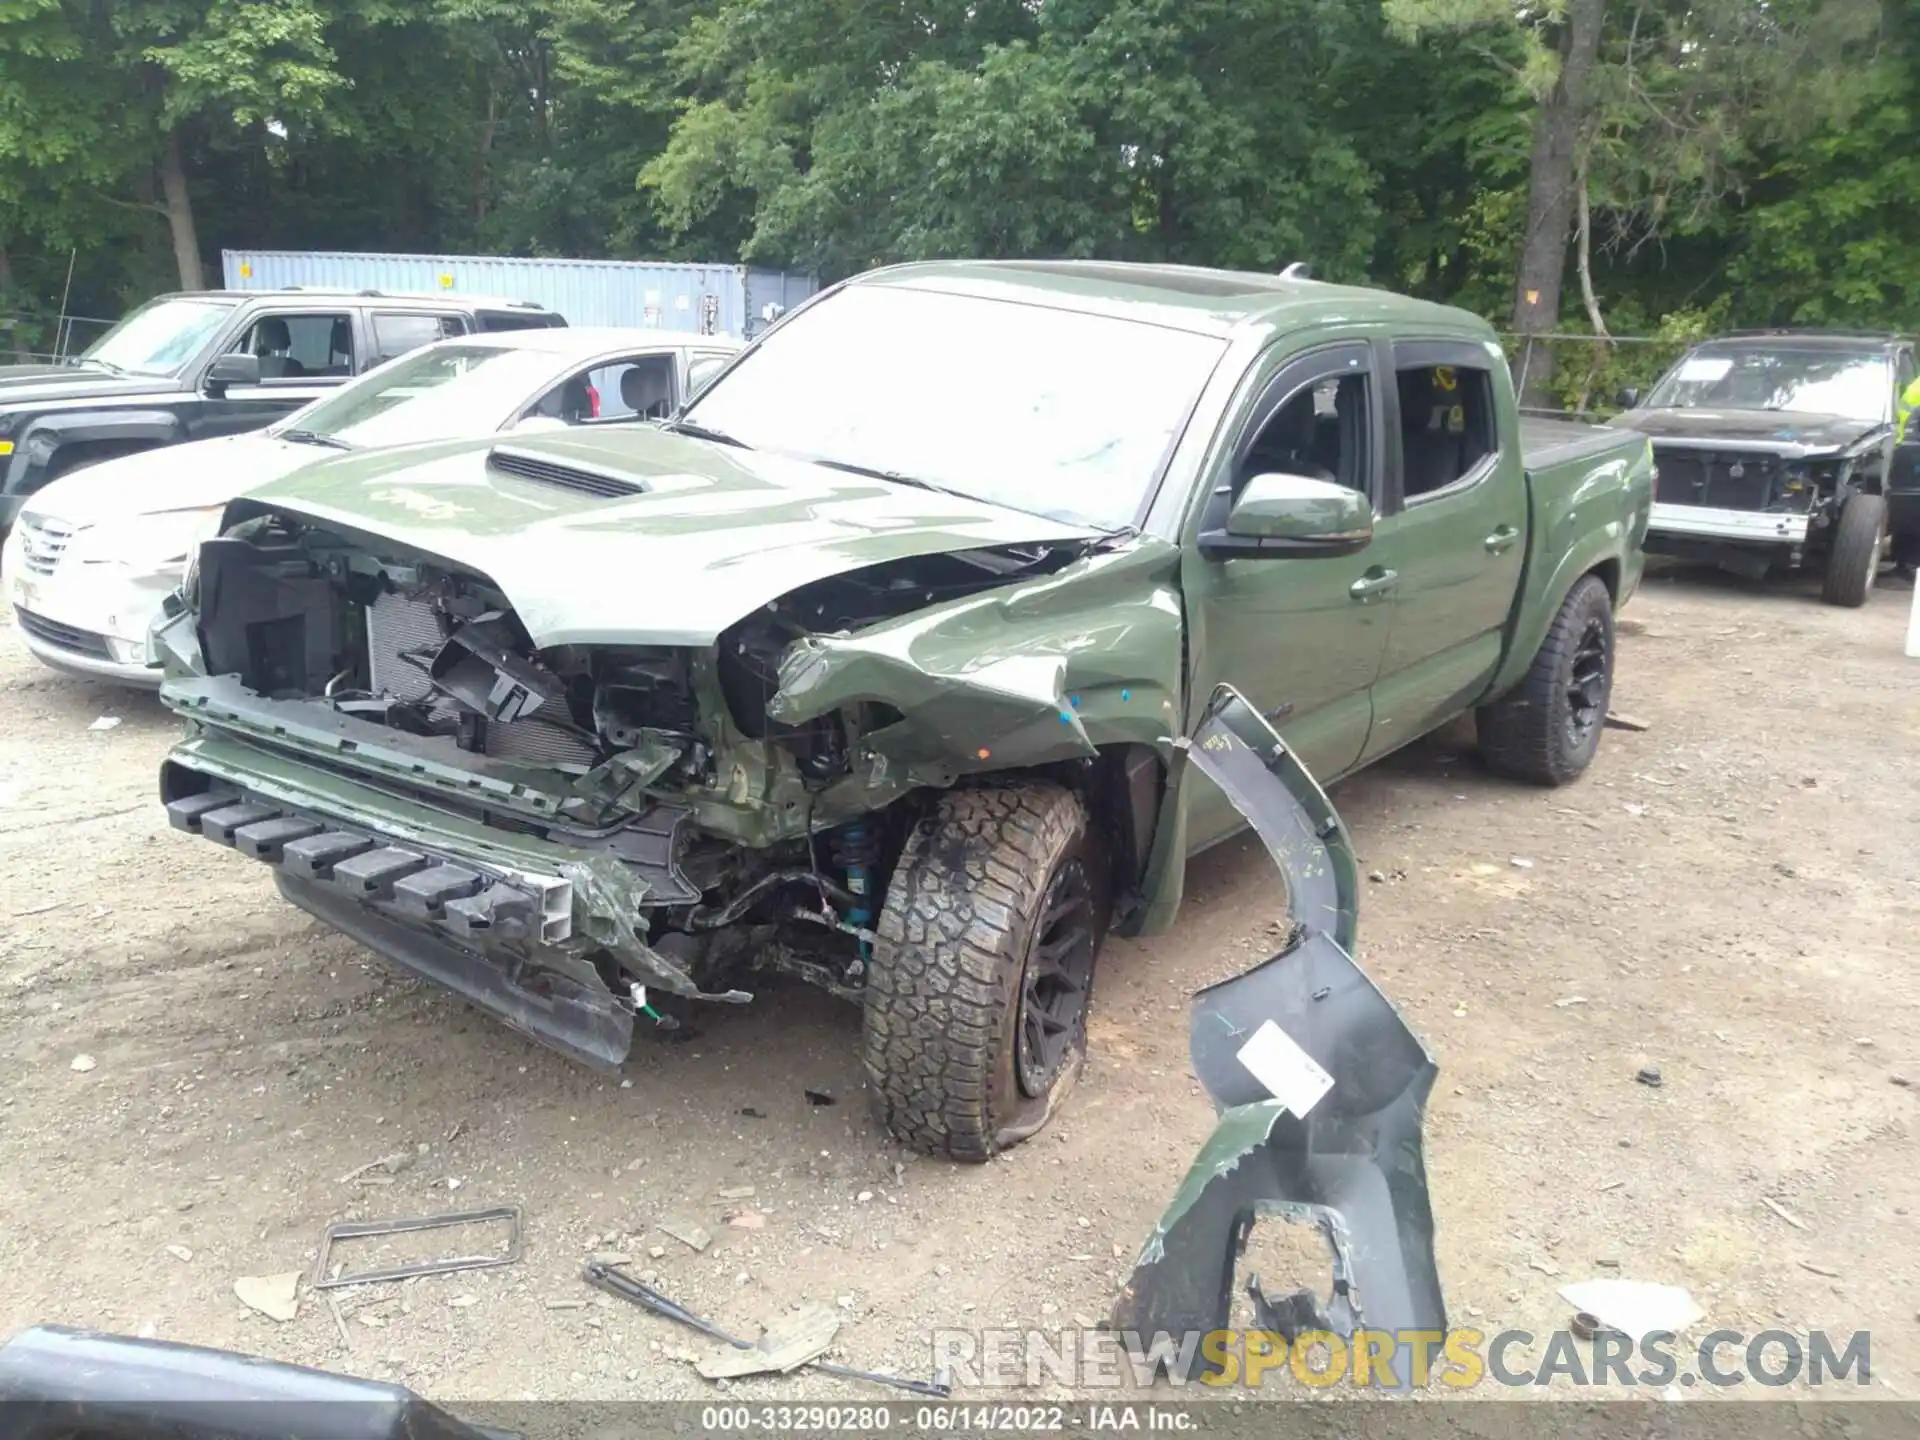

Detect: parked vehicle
0,288,565,534
223,249,816,339
152,260,1652,1160
4,328,739,686
1610,330,1915,606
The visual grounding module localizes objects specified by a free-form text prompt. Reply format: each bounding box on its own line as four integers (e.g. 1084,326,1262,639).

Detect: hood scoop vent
487,445,648,500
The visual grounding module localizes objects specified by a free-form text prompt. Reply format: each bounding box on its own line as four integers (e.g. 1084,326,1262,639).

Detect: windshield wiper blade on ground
279,429,353,450
662,419,750,449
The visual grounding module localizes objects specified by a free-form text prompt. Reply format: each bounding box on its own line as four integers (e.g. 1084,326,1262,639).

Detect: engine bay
191,512,1083,798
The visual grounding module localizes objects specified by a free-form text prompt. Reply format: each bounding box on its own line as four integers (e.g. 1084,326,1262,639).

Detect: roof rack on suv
1720,328,1904,342
272,284,552,312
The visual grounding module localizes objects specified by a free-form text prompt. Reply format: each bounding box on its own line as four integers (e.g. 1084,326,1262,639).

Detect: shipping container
220,250,817,338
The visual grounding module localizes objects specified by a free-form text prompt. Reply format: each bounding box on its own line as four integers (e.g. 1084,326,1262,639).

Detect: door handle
1484,525,1521,554
1348,567,1399,602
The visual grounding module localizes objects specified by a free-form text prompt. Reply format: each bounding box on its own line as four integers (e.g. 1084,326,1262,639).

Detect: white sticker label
1235,1019,1335,1117
1677,357,1733,383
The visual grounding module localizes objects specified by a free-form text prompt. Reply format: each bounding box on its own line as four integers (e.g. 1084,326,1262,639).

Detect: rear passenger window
228,313,354,380
371,313,466,364
476,310,564,332
1396,363,1497,499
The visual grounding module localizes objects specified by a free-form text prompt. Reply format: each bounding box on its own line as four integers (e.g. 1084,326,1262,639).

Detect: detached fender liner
163,765,640,1069
1112,687,1444,1391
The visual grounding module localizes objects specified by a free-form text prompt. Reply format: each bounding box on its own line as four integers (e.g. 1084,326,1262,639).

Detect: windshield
682,285,1228,529
81,298,236,377
283,343,575,447
1646,346,1892,422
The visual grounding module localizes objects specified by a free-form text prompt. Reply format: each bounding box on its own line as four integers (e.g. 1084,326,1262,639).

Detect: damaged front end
1112,688,1445,1391
153,501,1171,1069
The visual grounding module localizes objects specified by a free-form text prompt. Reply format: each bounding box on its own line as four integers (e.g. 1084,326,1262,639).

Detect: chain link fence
1,311,116,364
1498,331,1692,422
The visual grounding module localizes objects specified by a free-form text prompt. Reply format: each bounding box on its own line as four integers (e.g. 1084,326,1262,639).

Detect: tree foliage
0,0,1913,357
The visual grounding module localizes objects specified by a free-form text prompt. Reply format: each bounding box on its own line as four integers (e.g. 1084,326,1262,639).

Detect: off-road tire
1477,573,1615,786
863,783,1104,1162
1820,492,1886,608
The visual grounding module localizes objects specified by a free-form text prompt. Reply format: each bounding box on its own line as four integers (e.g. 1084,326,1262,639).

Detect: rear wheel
862,783,1104,1162
1820,492,1886,608
1477,573,1615,786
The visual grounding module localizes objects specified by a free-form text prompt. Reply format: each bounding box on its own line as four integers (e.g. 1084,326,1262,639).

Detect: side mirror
1615,386,1640,410
1202,473,1373,560
204,353,260,395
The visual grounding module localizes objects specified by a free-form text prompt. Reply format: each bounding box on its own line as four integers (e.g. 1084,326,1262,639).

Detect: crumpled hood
24,432,322,528
233,427,1099,648
0,364,173,406
1611,406,1881,457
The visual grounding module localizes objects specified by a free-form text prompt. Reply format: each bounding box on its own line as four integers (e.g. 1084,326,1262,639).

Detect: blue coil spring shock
831,821,880,959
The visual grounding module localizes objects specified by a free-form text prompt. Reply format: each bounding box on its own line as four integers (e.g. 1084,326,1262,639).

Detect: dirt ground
1,563,1916,1405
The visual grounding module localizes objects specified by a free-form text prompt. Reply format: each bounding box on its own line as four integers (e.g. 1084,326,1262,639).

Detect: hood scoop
487,445,648,500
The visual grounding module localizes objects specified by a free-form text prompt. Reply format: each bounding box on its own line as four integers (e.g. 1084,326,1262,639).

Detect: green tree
1386,0,1882,403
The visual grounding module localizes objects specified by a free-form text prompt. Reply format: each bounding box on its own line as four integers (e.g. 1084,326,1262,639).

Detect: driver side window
1235,372,1373,499
227,313,354,382
1199,346,1376,538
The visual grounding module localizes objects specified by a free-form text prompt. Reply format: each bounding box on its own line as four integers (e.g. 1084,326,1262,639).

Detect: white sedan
3,327,741,687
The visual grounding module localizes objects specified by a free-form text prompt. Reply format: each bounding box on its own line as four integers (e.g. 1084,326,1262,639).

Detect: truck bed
1519,415,1637,469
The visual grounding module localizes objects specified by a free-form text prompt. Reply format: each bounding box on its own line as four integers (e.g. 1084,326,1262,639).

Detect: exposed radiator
364,591,597,770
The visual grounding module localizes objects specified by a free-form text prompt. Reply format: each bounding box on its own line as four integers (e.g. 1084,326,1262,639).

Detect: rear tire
1820,492,1886,608
862,783,1105,1162
1477,573,1615,786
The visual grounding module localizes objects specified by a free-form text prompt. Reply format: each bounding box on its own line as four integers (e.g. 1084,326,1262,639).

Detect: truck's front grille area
15,608,113,660
364,590,597,769
1652,448,1807,512
16,515,73,577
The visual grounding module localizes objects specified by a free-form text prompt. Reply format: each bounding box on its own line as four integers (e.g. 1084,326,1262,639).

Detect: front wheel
1820,492,1886,608
862,783,1105,1162
1477,573,1616,786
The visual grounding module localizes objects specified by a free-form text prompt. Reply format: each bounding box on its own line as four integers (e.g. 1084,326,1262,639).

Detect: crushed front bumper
160,705,732,1068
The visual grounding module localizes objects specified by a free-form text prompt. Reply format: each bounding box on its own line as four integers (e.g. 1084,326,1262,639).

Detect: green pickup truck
153,261,1653,1161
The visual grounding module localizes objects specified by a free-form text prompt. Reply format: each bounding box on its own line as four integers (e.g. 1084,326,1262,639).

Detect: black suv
0,289,565,533
1610,330,1914,606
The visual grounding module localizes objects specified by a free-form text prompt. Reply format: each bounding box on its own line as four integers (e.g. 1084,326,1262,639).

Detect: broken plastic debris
697,1303,841,1380
233,1272,301,1323
660,1219,712,1253
88,716,121,733
1558,1279,1702,1343
69,1054,97,1073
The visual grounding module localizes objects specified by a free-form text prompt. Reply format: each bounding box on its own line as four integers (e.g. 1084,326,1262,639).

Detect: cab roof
847,259,1493,342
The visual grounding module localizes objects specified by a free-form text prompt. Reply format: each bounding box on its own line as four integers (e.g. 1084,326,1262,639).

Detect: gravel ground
1,562,1916,1404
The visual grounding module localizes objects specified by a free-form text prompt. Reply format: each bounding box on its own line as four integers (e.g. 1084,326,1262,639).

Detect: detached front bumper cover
1112,686,1445,1390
